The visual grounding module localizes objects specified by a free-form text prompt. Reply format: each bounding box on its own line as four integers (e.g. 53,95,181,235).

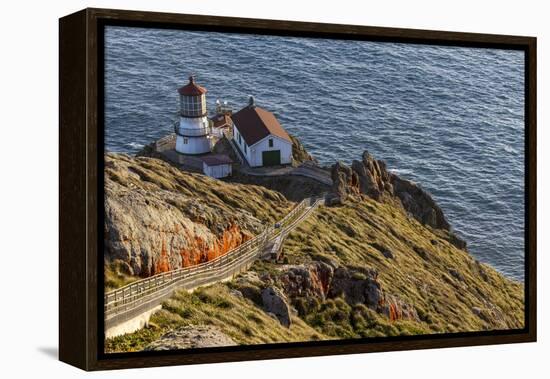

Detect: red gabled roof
178,76,207,96
231,104,291,146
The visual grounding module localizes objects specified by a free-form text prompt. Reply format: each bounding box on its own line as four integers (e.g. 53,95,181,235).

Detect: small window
268,138,273,147
244,144,247,154
183,138,188,145
238,134,242,144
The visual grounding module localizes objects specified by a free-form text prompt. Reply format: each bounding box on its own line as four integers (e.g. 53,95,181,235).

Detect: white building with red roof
231,97,293,167
201,154,233,178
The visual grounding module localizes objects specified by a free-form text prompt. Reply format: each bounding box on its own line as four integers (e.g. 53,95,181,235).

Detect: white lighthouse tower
175,76,211,155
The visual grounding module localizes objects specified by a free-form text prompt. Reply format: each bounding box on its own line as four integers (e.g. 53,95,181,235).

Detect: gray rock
103,153,261,276
448,231,468,250
328,266,418,322
351,151,385,199
391,175,450,231
278,262,334,300
329,161,360,205
364,277,384,308
261,286,291,327
381,249,395,259
230,289,244,298
144,326,236,351
232,271,264,305
328,266,380,305
370,242,395,259
329,150,457,235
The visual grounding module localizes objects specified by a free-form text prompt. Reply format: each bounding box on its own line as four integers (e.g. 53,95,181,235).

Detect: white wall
1,1,548,379
175,134,211,154
248,135,292,167
232,123,251,163
178,115,209,131
233,124,244,149
233,124,292,167
203,162,232,178
175,116,211,154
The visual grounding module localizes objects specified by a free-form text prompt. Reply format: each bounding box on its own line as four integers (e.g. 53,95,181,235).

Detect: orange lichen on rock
388,301,399,321
317,268,332,296
180,223,252,268
207,223,251,261
309,265,333,298
153,239,171,274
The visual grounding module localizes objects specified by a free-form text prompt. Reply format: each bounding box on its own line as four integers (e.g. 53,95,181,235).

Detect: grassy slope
105,284,325,352
106,153,292,226
104,153,293,291
105,154,524,352
104,261,140,292
283,198,524,334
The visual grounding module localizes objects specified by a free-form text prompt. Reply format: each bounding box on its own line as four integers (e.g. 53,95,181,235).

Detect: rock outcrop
272,263,418,322
351,151,394,200
328,150,466,249
329,267,418,321
278,262,334,300
391,175,449,230
104,153,290,276
290,134,318,165
327,161,360,205
262,286,292,327
105,149,525,353
144,326,236,350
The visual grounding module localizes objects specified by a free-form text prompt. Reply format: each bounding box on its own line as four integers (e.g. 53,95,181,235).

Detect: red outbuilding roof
178,76,207,96
201,154,234,166
231,103,291,146
211,114,233,129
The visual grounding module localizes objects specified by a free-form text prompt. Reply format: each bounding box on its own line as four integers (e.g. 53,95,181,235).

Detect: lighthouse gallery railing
174,121,211,137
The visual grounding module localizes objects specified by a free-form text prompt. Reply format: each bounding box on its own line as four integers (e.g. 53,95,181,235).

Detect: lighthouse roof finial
178,75,207,96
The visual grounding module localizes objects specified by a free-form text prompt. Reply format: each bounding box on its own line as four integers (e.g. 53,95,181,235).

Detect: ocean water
104,26,525,281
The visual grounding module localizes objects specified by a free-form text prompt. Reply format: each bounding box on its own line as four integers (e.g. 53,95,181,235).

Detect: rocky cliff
328,151,466,249
104,150,524,353
290,134,318,165
104,153,291,280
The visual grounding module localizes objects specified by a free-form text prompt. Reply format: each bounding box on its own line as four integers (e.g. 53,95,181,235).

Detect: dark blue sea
104,26,525,281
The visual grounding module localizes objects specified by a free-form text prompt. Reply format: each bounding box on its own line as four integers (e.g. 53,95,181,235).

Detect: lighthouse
175,76,211,155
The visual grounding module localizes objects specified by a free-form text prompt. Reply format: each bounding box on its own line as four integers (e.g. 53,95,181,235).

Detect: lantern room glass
180,94,207,117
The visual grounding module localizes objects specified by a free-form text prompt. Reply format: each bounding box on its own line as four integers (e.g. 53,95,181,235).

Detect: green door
262,150,281,166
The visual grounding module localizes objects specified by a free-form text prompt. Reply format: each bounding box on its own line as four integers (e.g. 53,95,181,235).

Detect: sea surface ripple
105,27,525,281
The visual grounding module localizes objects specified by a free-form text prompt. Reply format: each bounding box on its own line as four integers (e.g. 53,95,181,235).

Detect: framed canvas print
59,8,537,371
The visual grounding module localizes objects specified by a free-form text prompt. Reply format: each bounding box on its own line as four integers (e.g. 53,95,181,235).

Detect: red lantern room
178,76,207,118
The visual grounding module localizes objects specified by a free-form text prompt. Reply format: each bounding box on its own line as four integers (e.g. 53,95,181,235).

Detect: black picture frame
59,8,537,371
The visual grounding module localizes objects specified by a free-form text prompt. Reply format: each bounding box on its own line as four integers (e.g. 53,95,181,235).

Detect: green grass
104,260,139,292
282,199,524,334
105,284,326,352
104,309,183,353
302,298,431,338
105,153,293,226
104,153,525,352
